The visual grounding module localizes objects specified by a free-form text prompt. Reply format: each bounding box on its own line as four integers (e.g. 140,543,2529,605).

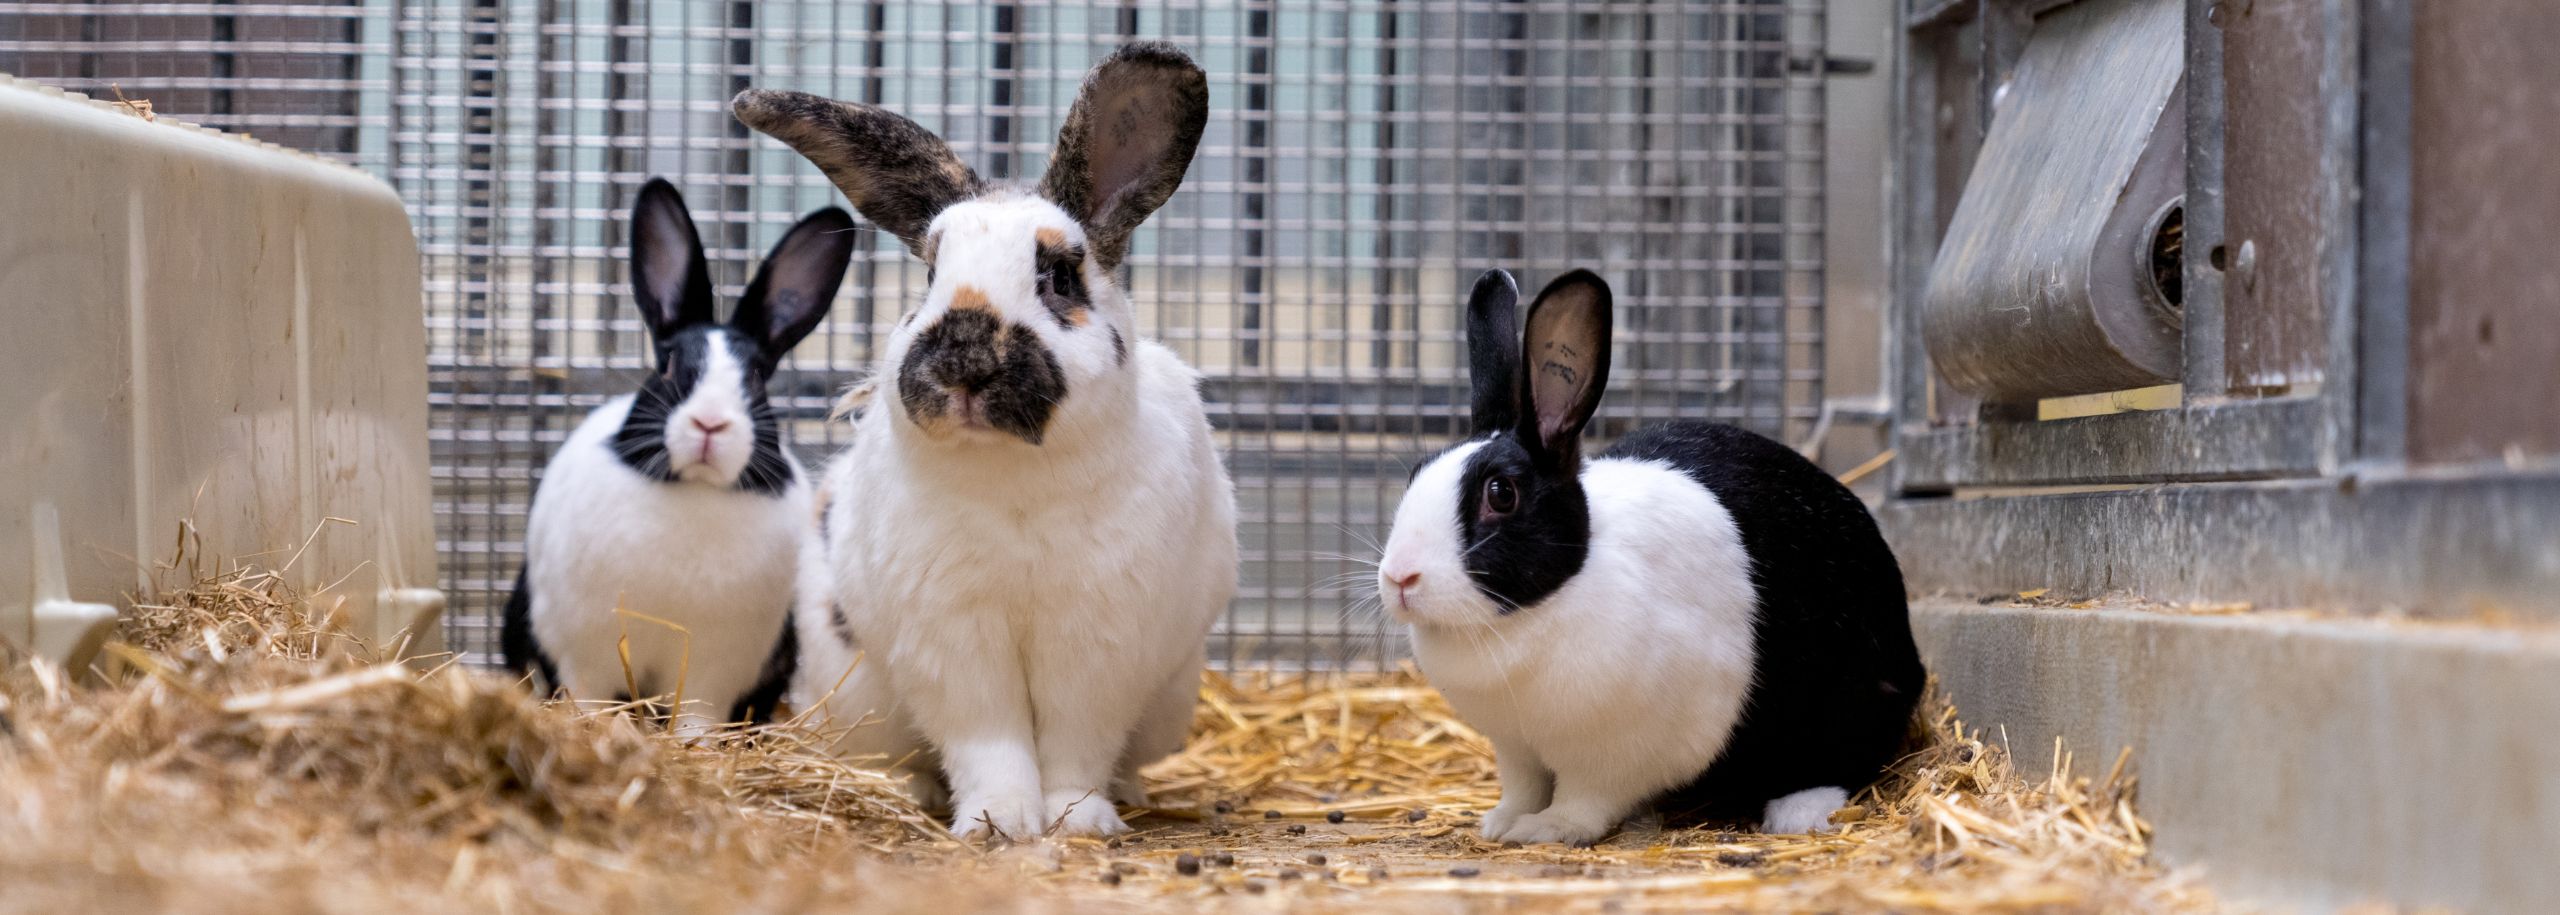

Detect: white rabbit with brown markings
736,43,1236,839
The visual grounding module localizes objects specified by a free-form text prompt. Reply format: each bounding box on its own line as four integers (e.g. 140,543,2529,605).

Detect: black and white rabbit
1376,269,1925,845
734,43,1236,838
501,178,856,735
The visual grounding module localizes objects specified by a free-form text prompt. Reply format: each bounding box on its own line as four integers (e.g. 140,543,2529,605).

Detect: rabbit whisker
1328,522,1386,556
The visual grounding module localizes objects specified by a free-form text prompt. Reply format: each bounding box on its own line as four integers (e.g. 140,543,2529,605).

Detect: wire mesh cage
3,0,1827,670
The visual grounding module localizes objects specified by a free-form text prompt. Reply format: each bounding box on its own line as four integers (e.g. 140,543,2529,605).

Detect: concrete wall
1915,601,2560,914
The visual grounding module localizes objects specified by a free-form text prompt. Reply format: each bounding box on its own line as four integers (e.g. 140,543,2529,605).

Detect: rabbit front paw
949,789,1046,841
1044,788,1130,837
1487,809,1615,847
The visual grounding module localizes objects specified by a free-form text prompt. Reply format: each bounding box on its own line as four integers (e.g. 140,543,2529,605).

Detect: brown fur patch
948,285,991,312
731,88,983,258
1034,226,1067,249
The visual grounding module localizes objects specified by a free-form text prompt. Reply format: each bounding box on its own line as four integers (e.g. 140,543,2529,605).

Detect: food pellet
1174,853,1201,876
1326,810,1346,824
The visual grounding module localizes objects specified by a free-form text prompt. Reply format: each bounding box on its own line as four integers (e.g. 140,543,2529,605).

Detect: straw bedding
0,541,2218,913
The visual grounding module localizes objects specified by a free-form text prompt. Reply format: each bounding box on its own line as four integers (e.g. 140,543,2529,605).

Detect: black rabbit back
1602,420,1925,820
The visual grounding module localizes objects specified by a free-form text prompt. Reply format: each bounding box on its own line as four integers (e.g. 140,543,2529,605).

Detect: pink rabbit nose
691,417,732,435
1386,571,1422,592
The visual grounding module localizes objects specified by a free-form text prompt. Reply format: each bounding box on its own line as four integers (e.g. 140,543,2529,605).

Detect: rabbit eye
1483,476,1519,514
1036,247,1092,326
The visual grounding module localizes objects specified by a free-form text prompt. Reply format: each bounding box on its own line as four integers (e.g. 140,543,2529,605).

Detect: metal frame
2352,0,2411,466
1885,0,2390,493
1884,467,2560,619
1868,0,2560,628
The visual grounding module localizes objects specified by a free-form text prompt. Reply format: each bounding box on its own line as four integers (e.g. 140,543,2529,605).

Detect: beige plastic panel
0,74,439,669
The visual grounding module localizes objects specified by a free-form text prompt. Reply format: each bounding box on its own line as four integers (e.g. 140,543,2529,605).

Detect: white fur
1380,444,1759,846
815,195,1236,839
525,333,807,735
789,454,943,809
1761,786,1849,835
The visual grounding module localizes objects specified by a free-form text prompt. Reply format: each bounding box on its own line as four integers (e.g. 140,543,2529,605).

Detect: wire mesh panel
3,0,1826,670
0,0,393,169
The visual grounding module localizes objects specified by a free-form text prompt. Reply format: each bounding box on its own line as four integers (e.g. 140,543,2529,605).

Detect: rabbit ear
732,88,982,258
1465,269,1522,436
1039,42,1209,271
630,178,715,341
1519,270,1613,472
734,206,856,369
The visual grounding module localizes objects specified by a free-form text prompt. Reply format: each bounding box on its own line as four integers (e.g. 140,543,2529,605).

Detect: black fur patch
896,310,1067,444
1039,42,1210,270
1605,422,1926,823
1465,270,1522,435
1443,267,1595,611
827,601,855,646
732,88,983,256
1109,326,1127,366
500,566,561,692
728,615,799,725
609,328,798,496
1452,435,1591,612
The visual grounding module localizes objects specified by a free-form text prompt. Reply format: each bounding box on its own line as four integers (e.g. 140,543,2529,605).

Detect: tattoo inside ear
1537,351,1583,387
